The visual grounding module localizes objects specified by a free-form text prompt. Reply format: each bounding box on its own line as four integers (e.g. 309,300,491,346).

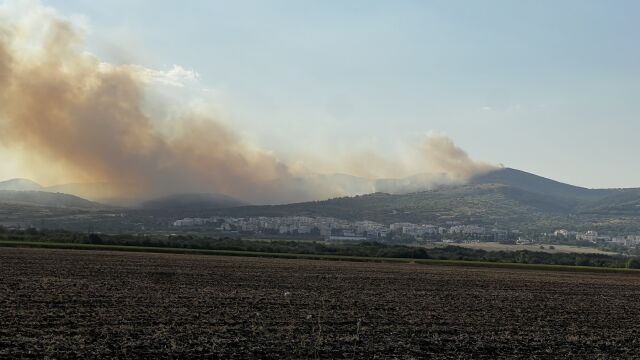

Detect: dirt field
452,241,618,255
2,248,640,359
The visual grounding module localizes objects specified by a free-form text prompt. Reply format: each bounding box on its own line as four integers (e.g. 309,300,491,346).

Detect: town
172,216,640,250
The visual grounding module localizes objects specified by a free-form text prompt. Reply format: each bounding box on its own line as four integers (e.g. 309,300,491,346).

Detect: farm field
2,248,640,358
451,241,618,255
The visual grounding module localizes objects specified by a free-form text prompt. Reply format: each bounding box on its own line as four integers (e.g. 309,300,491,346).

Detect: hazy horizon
1,0,639,202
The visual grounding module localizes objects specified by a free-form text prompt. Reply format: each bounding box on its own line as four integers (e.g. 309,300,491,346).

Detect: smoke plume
0,2,495,204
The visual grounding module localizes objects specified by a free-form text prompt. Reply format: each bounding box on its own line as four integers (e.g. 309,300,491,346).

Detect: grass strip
1,240,639,274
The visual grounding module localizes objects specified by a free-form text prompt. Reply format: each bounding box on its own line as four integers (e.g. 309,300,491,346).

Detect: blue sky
41,0,640,188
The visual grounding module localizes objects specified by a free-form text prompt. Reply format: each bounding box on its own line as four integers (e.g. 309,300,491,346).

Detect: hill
139,193,246,211
213,168,640,232
0,190,102,209
470,168,640,214
6,169,640,233
469,168,615,202
0,178,44,191
214,183,566,227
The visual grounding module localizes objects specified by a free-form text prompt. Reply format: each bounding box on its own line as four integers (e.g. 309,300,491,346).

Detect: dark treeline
2,226,640,269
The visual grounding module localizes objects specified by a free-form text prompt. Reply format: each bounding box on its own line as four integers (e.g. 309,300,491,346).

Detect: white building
576,231,598,242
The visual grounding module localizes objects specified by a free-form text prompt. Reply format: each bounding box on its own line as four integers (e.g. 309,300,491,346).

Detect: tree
626,258,640,269
88,233,103,244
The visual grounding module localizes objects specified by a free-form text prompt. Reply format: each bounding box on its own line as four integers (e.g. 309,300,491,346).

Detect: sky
3,0,640,189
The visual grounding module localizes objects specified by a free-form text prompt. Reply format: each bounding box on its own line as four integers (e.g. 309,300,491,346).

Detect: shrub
87,233,103,244
626,258,640,269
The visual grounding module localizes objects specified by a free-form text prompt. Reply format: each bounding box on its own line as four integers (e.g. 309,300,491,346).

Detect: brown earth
1,248,640,359
451,241,618,255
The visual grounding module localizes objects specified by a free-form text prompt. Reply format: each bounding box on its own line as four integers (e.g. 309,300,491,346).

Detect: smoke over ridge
0,1,495,204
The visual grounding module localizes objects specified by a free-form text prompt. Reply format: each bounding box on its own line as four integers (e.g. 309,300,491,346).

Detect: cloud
0,1,293,202
135,64,200,87
417,133,495,181
0,0,496,204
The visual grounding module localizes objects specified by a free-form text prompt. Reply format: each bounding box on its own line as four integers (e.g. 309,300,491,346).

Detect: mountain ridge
4,168,640,228
0,178,44,191
139,193,247,211
0,190,103,209
208,168,640,231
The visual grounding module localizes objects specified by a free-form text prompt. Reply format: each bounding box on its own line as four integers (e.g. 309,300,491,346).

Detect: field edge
2,240,640,274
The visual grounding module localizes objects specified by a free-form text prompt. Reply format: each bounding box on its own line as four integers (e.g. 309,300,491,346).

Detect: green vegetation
6,168,640,236
2,226,639,270
207,168,640,233
215,185,550,228
0,190,101,208
212,185,640,234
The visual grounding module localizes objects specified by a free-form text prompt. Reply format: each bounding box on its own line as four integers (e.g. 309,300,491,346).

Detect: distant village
172,216,640,249
173,215,497,241
552,229,640,248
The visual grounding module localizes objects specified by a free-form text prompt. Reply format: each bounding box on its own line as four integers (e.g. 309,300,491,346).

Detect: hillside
0,190,102,209
0,178,44,191
470,168,640,214
469,168,616,203
213,168,640,232
215,184,563,227
5,169,640,233
139,193,246,211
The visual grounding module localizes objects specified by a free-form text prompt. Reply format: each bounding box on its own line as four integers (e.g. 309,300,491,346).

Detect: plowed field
2,248,640,359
